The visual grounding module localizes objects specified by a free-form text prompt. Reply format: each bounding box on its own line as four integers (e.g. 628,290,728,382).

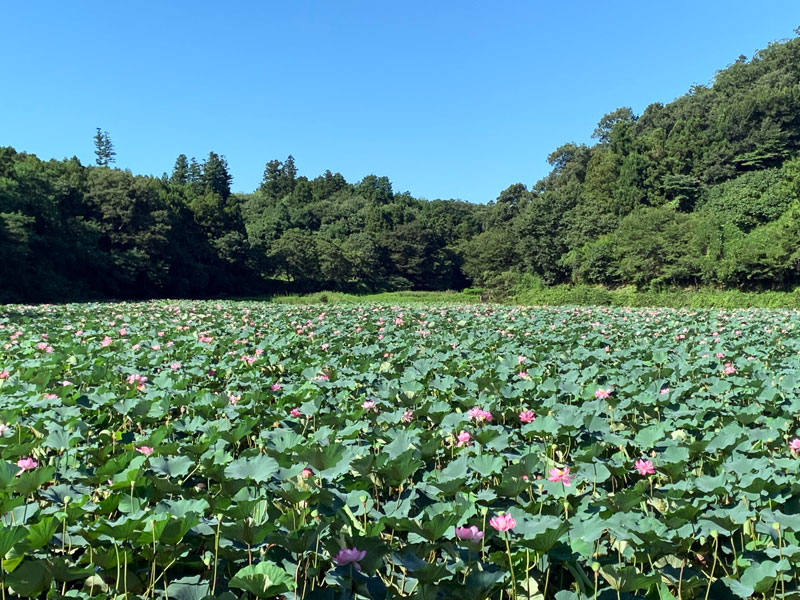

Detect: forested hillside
2,33,800,302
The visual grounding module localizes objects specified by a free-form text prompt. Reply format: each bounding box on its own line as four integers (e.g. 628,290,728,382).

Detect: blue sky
1,1,798,203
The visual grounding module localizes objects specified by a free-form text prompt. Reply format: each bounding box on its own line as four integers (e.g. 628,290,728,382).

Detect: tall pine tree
202,152,232,200
94,128,116,166
170,154,189,185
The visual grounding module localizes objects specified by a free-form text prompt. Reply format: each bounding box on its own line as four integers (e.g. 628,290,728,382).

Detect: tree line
2,32,800,302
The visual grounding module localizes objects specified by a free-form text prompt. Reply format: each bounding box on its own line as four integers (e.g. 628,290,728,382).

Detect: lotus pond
1,301,800,600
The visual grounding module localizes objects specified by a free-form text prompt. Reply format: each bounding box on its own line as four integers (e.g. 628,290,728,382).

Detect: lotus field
2,301,800,599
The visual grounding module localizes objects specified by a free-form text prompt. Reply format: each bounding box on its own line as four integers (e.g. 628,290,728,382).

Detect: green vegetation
2,301,800,598
268,285,800,309
3,32,800,302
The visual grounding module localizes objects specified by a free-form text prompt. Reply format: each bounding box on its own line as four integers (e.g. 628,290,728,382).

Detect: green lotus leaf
228,560,296,597
150,455,194,478
224,454,279,483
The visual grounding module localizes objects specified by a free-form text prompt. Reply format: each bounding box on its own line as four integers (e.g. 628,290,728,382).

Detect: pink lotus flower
16,457,38,472
455,525,485,542
170,362,181,371
127,374,148,391
334,547,366,571
519,410,535,423
517,355,527,364
228,394,240,405
401,410,414,423
456,431,471,447
468,407,492,423
790,438,800,454
489,513,516,532
0,423,9,436
135,446,154,456
634,459,655,476
517,371,529,378
660,387,669,395
271,383,282,391
548,466,573,486
100,336,113,347
43,393,59,400
594,388,611,399
362,400,377,410
0,370,9,379
301,467,314,478
290,408,301,417
723,363,737,375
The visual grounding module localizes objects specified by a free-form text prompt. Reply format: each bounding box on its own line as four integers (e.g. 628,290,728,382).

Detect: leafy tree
593,107,636,143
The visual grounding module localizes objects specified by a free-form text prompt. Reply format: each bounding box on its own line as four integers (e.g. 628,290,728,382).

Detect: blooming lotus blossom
135,446,154,456
594,388,612,399
0,423,9,436
100,336,113,347
723,363,737,375
519,410,535,423
455,525,485,542
334,547,366,571
271,383,282,391
290,408,301,417
489,513,516,532
228,394,240,405
634,459,656,475
468,407,492,423
16,457,38,472
660,387,669,395
362,400,377,410
548,466,573,486
43,393,59,400
456,431,472,447
401,410,414,423
301,467,314,478
170,362,181,371
790,438,800,454
0,370,9,379
127,374,148,391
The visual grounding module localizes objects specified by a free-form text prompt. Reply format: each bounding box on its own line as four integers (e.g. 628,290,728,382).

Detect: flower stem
504,532,517,600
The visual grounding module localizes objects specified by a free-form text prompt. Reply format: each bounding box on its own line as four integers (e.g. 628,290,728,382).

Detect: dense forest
2,32,800,302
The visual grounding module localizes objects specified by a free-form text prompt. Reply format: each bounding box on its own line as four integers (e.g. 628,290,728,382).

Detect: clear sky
1,1,798,203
